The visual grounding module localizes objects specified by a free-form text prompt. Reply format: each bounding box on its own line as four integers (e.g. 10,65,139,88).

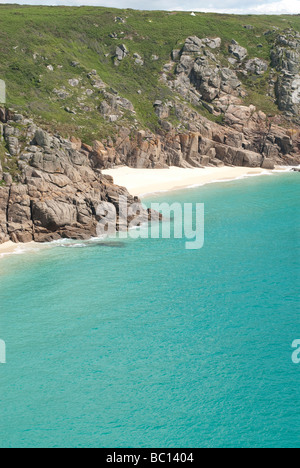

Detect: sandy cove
0,165,286,256
0,241,42,257
102,165,274,197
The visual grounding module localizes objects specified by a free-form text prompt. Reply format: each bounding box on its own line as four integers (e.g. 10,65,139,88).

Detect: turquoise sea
0,172,299,448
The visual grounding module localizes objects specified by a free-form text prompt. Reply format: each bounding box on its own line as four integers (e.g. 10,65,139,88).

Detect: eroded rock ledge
0,109,159,245
0,105,299,245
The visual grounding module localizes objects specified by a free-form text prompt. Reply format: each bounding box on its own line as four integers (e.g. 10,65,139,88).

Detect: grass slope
0,5,299,143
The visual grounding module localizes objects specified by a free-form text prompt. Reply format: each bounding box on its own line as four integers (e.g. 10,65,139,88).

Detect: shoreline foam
0,241,45,258
0,165,295,257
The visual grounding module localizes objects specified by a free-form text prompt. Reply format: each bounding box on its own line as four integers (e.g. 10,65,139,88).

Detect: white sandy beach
0,240,42,257
103,165,274,197
0,165,288,256
0,241,22,255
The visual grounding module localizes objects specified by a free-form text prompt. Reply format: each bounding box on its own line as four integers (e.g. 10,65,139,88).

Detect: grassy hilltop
0,4,299,143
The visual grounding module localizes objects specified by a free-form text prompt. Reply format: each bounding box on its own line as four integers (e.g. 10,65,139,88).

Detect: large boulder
31,152,64,173
261,158,275,169
229,41,248,61
245,58,268,75
204,37,221,49
183,36,221,53
115,44,128,61
34,128,52,148
183,36,204,53
6,136,20,156
214,143,263,167
32,200,77,231
220,68,241,91
242,150,263,167
225,104,256,128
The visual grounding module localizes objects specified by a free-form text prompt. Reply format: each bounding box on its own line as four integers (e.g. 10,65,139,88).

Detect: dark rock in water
95,241,126,248
291,167,300,172
61,240,127,248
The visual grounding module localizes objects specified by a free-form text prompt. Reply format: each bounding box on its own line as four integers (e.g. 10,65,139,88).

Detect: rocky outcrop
99,91,135,122
271,30,300,118
157,33,299,166
163,31,300,130
229,40,248,61
0,101,299,245
183,36,222,53
115,44,129,63
165,36,247,115
245,58,268,75
0,110,157,244
1,29,300,245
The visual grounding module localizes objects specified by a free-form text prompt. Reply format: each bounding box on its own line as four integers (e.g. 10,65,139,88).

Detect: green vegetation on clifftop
0,5,299,142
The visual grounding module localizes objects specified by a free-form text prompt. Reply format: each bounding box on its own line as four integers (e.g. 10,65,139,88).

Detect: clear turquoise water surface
0,172,299,448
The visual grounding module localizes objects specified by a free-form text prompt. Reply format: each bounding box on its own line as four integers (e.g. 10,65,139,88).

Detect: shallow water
0,172,299,448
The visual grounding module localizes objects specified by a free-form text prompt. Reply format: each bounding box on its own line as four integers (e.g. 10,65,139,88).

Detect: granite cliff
0,108,159,244
0,7,299,244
